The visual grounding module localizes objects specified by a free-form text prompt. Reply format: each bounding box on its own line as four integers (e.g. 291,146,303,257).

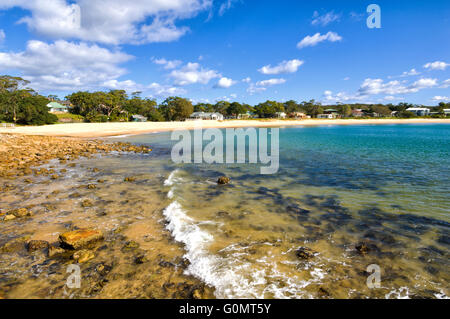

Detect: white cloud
215,77,236,88
424,61,449,71
401,68,420,77
0,40,132,91
147,82,187,98
103,79,140,91
0,29,5,43
440,79,450,88
343,77,350,81
431,96,450,102
152,58,182,70
358,78,437,96
247,84,266,95
311,11,340,26
218,0,239,16
242,77,251,83
0,0,212,45
258,59,304,75
297,31,342,49
323,90,364,103
169,62,221,86
256,78,286,87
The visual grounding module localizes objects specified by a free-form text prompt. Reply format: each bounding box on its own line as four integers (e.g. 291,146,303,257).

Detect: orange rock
59,229,103,249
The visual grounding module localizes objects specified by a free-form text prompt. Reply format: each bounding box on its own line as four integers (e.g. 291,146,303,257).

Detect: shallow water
115,124,450,298
0,124,449,299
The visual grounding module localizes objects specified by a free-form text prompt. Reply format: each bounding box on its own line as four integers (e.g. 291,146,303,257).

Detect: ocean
111,123,450,298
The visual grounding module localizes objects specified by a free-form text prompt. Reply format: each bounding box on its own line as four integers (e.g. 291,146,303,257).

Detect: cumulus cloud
440,79,450,88
258,59,304,75
0,40,132,91
297,31,342,49
152,58,183,70
147,82,187,98
431,96,450,102
401,68,420,77
423,61,449,71
242,77,251,83
169,62,220,86
247,84,266,95
256,78,286,87
0,0,212,45
358,78,437,96
311,11,340,26
215,77,236,88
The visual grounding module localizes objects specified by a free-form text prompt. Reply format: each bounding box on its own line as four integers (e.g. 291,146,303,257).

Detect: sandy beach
0,118,448,137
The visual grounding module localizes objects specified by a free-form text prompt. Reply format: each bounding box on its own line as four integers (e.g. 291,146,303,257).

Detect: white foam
161,169,319,299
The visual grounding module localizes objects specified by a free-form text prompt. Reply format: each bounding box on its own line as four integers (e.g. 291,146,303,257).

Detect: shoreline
0,118,448,138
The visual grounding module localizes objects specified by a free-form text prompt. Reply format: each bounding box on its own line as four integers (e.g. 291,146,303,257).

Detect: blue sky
0,0,449,105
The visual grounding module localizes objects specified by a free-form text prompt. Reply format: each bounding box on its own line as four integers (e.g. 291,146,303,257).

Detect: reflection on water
1,124,449,298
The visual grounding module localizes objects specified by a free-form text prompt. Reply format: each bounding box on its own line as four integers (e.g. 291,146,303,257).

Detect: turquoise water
115,124,450,298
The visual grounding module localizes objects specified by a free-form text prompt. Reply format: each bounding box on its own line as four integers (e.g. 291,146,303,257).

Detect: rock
134,254,149,264
50,174,59,180
355,241,379,255
87,184,96,189
27,240,49,252
318,287,330,298
73,249,95,263
4,214,16,221
217,176,230,185
81,199,93,207
124,176,136,182
295,247,318,260
122,240,140,251
59,229,104,249
48,245,66,258
9,208,32,218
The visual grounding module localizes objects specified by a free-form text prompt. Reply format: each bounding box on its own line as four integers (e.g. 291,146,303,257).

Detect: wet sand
1,118,448,138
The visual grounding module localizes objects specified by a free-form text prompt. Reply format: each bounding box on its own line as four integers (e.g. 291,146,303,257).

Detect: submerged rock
48,245,66,258
73,249,95,263
295,247,318,260
27,240,49,252
59,229,104,250
9,208,32,218
217,176,230,185
124,176,137,182
355,241,379,255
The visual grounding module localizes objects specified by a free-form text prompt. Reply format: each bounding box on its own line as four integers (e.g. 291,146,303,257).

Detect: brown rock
73,249,95,263
124,176,136,182
217,176,230,185
27,240,49,252
9,208,32,218
48,245,66,258
295,247,318,260
87,184,96,189
4,214,16,221
59,229,104,249
81,199,93,207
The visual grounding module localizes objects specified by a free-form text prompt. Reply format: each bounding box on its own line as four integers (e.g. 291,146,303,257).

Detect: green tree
254,100,284,118
159,97,193,121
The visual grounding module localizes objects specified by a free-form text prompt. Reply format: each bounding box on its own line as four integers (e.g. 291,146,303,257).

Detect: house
352,109,364,117
317,113,335,119
275,112,287,119
189,112,224,121
406,107,430,116
47,102,69,113
444,109,450,116
132,115,147,122
288,112,307,119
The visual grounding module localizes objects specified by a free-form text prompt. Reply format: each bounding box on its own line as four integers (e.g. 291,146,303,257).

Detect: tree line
1,75,449,125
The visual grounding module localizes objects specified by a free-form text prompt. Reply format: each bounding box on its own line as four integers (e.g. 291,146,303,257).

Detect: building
444,109,450,116
317,113,335,119
288,112,307,119
131,115,147,122
189,112,224,121
47,102,69,113
352,109,364,117
275,112,287,119
406,107,430,116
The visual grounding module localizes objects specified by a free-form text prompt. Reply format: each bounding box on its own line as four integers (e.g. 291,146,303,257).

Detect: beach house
275,112,287,119
406,107,430,116
131,115,148,122
288,112,307,119
189,112,224,121
47,102,69,113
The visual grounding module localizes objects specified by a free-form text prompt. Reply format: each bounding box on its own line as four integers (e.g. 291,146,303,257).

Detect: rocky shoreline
0,133,214,299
